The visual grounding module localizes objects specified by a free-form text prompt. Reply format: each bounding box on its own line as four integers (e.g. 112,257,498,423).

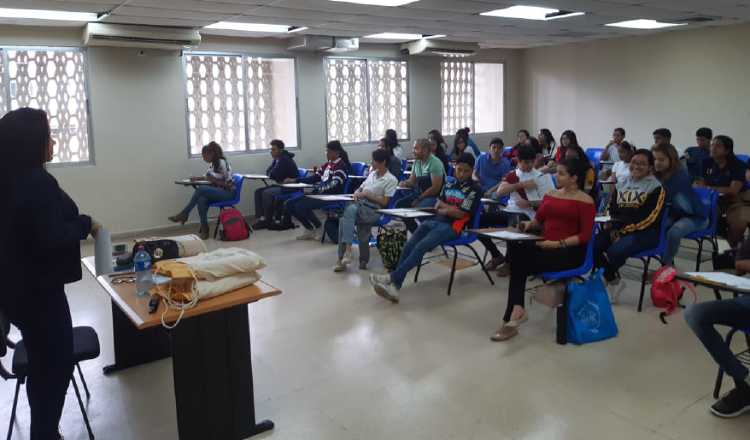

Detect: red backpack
218,208,250,241
650,266,697,324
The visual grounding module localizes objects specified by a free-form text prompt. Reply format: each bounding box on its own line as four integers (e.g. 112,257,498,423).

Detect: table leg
170,304,272,440
103,300,171,375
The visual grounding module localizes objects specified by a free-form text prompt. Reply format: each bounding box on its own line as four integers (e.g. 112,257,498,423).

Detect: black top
2,168,91,308
702,157,746,190
266,150,299,183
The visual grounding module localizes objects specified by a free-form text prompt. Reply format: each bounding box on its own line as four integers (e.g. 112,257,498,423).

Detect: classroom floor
1,225,749,440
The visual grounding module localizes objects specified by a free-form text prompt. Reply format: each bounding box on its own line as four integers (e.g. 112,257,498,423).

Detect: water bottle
134,245,153,297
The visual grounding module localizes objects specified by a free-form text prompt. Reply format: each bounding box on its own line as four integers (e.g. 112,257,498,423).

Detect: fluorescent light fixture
0,7,98,22
204,22,291,33
287,26,309,33
605,19,687,29
329,0,419,6
423,34,446,40
365,32,422,40
480,5,584,21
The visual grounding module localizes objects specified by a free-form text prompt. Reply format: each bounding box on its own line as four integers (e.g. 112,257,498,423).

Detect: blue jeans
287,196,329,230
181,185,234,227
337,202,381,263
595,227,659,282
685,299,750,386
389,220,458,289
664,216,709,265
395,190,438,232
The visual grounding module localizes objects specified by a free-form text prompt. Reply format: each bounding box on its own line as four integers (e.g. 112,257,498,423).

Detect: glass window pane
325,58,369,144
474,63,503,133
368,59,408,141
441,60,474,135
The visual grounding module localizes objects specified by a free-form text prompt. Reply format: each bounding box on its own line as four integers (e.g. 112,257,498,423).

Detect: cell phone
148,296,160,314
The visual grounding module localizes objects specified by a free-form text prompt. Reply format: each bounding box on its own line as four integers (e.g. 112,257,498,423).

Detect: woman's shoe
198,225,209,240
168,212,188,225
491,324,519,342
506,309,528,328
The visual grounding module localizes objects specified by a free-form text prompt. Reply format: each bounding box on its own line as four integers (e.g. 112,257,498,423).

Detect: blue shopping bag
566,269,618,345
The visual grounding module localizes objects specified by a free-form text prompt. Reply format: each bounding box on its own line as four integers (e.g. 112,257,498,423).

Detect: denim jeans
337,201,382,264
389,220,458,289
254,186,283,220
663,216,709,265
685,298,750,386
181,185,234,226
595,227,660,281
395,190,438,232
287,196,330,230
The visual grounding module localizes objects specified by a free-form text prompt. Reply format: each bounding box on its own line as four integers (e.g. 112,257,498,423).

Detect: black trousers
7,288,74,440
503,242,586,322
477,211,515,259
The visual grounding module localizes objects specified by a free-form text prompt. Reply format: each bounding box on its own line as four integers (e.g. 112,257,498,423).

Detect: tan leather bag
532,282,566,308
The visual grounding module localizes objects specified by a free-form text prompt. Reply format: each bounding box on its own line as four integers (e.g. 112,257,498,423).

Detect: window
0,48,92,164
325,58,408,144
441,61,503,135
184,53,297,155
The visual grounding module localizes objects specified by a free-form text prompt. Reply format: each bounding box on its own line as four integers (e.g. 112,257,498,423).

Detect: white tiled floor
1,227,749,439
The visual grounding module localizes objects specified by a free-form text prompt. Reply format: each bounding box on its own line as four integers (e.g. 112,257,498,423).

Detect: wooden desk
677,271,750,298
82,256,280,439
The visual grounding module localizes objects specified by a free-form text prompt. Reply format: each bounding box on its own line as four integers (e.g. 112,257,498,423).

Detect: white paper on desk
685,272,750,290
94,227,113,276
485,230,536,240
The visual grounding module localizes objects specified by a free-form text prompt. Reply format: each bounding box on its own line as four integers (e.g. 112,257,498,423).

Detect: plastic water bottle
134,245,153,297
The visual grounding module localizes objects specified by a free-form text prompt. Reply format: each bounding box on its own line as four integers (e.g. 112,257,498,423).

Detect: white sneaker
341,250,353,265
607,278,626,304
369,273,399,303
296,228,319,241
333,260,347,272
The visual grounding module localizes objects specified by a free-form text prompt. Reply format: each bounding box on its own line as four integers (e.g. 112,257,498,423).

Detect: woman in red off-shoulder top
492,157,596,342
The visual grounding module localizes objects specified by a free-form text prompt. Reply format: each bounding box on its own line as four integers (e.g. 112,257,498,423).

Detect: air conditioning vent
83,23,201,50
401,40,478,57
288,35,359,52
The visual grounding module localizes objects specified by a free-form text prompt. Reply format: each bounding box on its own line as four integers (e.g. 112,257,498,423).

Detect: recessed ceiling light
364,32,423,40
480,5,584,21
423,34,446,40
0,7,98,21
204,22,291,33
329,0,419,6
287,26,309,33
605,19,687,29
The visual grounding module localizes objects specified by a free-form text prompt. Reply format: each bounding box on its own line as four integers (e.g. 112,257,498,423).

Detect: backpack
218,208,250,241
650,266,697,324
376,228,407,271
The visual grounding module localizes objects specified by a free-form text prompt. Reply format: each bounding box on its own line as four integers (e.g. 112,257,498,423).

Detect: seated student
695,135,750,248
604,141,635,182
385,129,403,159
479,145,556,272
334,149,398,272
473,137,512,195
538,128,556,158
685,243,750,418
369,153,480,302
395,138,445,232
287,140,352,240
451,131,475,160
684,127,713,181
504,129,531,163
491,158,595,341
169,141,235,239
601,127,626,162
457,127,482,156
253,139,299,229
653,128,672,147
653,143,709,266
378,137,403,180
595,149,666,301
541,129,577,174
428,129,451,171
563,142,598,198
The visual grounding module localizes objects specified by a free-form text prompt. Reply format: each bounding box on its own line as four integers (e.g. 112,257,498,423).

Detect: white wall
519,23,750,153
1,26,521,235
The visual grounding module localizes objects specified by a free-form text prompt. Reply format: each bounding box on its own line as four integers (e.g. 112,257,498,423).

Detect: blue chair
401,159,409,172
272,168,309,204
685,188,719,271
209,174,245,239
713,327,750,399
413,202,495,296
445,175,457,185
350,161,368,177
585,147,604,170
630,207,671,312
736,153,749,164
503,146,513,155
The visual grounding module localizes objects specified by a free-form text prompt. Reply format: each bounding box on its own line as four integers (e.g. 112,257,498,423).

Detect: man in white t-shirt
601,127,626,163
334,148,398,272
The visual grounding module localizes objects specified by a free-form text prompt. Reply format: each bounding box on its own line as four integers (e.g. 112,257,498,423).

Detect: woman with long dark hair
1,108,99,439
538,128,556,156
427,129,451,171
384,129,403,159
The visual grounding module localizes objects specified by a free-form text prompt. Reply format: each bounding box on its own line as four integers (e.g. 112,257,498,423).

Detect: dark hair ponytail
202,141,227,173
559,157,589,190
326,140,351,173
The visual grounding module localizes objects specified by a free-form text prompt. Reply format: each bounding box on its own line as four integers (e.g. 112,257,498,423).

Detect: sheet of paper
95,227,113,276
310,195,354,201
484,230,537,240
685,272,750,290
595,215,612,223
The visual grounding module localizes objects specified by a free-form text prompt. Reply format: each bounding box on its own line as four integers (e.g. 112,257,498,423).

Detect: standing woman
0,108,100,439
384,129,403,159
169,141,235,239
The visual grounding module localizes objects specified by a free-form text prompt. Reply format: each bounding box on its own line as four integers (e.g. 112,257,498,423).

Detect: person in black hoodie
1,108,100,440
253,139,299,229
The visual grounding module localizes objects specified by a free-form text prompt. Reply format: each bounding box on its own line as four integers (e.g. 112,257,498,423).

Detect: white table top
279,183,315,189
241,174,271,180
377,208,435,219
175,179,211,186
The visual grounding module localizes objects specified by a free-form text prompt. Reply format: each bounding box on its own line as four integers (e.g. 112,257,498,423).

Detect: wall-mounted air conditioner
83,23,201,50
288,36,359,53
401,40,479,57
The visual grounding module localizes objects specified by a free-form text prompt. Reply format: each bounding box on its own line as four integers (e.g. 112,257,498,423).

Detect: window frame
440,60,505,136
0,45,95,168
324,55,410,147
182,50,301,158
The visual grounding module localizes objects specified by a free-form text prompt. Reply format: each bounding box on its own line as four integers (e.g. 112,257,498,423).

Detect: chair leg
637,257,650,312
714,328,739,399
71,376,95,440
76,363,91,400
6,380,20,440
695,239,704,272
467,244,494,286
447,247,458,296
213,208,222,239
414,259,422,283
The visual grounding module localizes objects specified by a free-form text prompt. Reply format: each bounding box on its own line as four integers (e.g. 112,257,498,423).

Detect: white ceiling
0,0,749,48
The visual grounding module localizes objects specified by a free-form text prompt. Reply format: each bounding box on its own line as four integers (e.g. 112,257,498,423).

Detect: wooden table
677,271,750,299
82,256,281,439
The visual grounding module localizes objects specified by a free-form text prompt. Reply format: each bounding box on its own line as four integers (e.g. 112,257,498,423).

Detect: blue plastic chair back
297,168,309,179
445,175,457,185
503,146,513,155
735,153,750,165
543,229,596,281
350,162,368,177
209,174,244,208
633,206,670,259
401,159,409,172
685,188,718,239
585,148,604,169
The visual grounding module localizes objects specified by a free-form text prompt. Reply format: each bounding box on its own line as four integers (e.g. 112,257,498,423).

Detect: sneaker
341,250,353,265
369,273,399,303
333,260,347,272
711,386,750,418
296,228,319,240
607,277,626,304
